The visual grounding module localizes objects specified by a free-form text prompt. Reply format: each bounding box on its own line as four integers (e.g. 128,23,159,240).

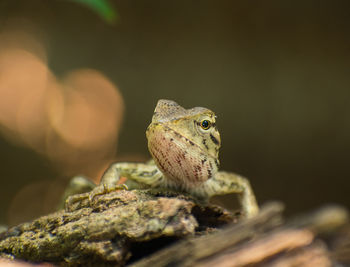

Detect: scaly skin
66,100,259,217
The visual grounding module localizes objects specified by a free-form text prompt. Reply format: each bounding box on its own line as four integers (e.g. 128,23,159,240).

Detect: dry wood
131,205,349,267
0,188,348,267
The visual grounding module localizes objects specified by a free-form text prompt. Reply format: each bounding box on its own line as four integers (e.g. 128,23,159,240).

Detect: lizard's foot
88,183,128,202
65,192,90,211
65,183,128,211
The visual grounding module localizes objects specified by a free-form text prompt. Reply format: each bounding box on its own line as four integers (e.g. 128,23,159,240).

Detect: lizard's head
146,99,220,188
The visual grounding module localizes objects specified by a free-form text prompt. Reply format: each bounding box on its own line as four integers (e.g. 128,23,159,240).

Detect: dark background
0,1,349,225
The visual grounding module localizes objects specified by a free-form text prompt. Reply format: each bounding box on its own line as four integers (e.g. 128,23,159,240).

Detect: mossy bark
0,190,235,266
0,189,349,266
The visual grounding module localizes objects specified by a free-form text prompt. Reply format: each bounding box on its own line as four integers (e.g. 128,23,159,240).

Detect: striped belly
147,126,217,189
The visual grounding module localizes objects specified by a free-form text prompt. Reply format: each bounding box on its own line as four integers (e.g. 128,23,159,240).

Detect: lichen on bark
0,189,235,266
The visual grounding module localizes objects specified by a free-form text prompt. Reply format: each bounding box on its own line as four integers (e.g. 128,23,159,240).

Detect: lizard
65,99,259,217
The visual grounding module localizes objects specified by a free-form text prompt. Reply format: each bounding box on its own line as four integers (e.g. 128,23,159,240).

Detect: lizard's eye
200,120,211,130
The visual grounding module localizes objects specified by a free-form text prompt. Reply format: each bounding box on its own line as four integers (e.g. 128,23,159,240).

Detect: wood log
0,188,348,267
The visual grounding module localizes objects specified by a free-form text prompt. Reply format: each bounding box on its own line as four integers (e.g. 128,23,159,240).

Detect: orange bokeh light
48,69,124,151
0,29,124,180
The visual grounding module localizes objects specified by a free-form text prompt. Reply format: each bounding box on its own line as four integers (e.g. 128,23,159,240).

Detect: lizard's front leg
194,171,259,218
90,162,164,200
65,162,163,209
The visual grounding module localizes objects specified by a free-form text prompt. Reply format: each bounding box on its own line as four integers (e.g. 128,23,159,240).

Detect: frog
66,99,259,217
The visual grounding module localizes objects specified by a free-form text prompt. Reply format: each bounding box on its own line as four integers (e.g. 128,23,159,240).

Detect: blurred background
0,1,349,226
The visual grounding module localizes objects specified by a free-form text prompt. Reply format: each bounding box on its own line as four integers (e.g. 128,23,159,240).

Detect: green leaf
69,0,118,23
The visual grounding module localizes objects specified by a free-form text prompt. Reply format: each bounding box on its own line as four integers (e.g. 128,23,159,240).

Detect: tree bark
0,189,348,267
